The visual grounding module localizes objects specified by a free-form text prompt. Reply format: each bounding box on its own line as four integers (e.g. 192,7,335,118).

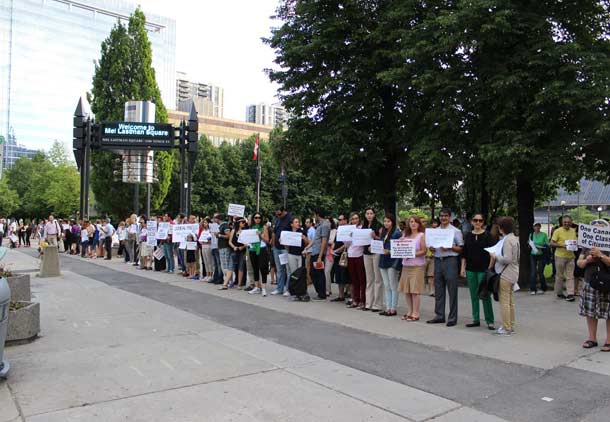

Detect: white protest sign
179,241,187,250
336,225,356,242
425,228,455,249
209,223,219,233
278,253,289,265
238,229,260,245
172,224,198,243
153,247,164,260
146,221,157,240
391,238,416,259
352,229,372,246
484,237,506,256
578,223,610,252
227,203,245,217
186,241,197,250
280,231,302,247
147,236,157,247
565,239,578,252
370,240,385,254
156,222,169,240
199,230,212,242
62,224,70,230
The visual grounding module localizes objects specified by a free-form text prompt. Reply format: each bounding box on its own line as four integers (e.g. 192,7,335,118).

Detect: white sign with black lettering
391,238,416,259
227,203,245,217
578,223,610,252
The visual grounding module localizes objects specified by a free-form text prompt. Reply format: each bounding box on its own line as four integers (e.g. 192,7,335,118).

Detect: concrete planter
7,273,31,302
7,301,40,344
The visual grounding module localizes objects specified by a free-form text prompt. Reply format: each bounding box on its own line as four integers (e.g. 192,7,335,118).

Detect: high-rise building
175,72,224,118
2,127,39,170
245,102,289,129
0,0,176,176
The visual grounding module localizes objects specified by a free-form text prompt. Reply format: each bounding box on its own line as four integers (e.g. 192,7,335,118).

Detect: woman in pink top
399,216,427,321
346,212,366,309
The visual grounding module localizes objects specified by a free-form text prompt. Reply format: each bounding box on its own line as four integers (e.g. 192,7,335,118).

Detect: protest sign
565,239,578,252
199,231,212,242
370,240,385,254
172,224,198,243
146,221,157,239
425,228,455,249
186,241,197,250
278,253,289,265
391,238,416,259
336,225,356,242
209,223,219,233
153,247,164,260
578,223,610,252
146,236,157,247
484,237,506,256
156,222,169,240
352,228,372,246
280,231,302,247
238,229,260,245
178,241,187,250
227,203,245,217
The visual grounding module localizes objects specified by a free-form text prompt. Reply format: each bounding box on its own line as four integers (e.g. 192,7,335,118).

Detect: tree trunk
382,164,398,216
516,175,534,286
480,166,489,223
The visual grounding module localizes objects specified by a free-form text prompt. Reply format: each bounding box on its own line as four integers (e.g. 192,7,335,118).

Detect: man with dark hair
551,215,577,301
304,208,330,300
271,206,293,295
100,218,115,260
427,207,464,327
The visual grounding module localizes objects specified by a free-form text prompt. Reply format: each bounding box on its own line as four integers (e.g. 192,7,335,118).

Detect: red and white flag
253,135,259,161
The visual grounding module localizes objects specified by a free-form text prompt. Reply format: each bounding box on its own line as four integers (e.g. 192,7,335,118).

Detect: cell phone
313,261,325,270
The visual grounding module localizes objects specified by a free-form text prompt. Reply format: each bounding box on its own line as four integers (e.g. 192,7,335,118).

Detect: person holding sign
198,218,214,282
185,234,197,278
427,208,464,327
330,214,350,302
138,217,152,270
489,217,520,337
362,207,384,312
529,223,550,294
399,216,427,321
460,213,495,330
551,215,578,302
303,208,331,300
284,218,310,296
346,212,367,309
228,219,248,290
378,214,402,316
576,219,610,352
247,213,272,297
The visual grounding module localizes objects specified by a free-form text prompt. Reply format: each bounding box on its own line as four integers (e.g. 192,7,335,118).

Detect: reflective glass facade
0,0,176,174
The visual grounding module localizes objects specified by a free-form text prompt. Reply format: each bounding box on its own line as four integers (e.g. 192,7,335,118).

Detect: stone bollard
39,246,61,278
7,274,31,302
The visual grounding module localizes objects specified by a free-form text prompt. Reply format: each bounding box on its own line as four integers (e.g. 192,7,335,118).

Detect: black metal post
179,120,186,215
146,183,151,219
83,118,91,220
134,184,139,215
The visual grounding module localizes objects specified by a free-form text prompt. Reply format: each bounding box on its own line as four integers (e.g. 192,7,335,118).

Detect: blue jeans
380,267,399,310
175,245,186,272
273,247,288,292
163,242,174,271
81,240,88,257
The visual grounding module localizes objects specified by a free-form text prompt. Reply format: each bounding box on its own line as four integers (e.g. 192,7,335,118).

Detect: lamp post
598,206,603,219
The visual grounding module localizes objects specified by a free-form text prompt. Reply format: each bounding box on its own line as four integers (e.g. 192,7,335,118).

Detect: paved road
3,249,610,421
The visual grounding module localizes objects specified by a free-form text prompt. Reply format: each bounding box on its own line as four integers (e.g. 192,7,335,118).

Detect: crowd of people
6,205,610,350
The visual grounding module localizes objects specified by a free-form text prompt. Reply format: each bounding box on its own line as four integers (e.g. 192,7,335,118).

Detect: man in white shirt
43,215,61,246
101,218,115,260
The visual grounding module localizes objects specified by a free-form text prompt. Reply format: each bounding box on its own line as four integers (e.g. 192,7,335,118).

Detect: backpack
288,266,308,297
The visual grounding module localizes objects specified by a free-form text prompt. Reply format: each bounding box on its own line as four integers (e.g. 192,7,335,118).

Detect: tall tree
0,177,20,216
89,8,173,217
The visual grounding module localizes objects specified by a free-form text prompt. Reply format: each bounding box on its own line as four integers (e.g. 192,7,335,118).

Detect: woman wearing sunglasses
247,213,271,296
460,213,495,330
228,218,248,289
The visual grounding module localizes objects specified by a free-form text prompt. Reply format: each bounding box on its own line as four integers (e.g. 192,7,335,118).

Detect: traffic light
186,101,198,153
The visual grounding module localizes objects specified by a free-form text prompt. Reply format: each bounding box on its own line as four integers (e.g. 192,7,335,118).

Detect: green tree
48,140,69,166
89,8,173,217
0,177,20,216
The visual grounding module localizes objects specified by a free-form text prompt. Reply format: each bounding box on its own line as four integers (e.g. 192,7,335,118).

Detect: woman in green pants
460,213,495,330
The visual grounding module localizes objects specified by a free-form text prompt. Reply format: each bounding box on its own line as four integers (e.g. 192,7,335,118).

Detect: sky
141,0,282,121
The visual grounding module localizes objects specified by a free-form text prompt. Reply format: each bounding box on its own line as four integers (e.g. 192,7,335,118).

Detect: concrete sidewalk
1,249,505,422
2,248,609,421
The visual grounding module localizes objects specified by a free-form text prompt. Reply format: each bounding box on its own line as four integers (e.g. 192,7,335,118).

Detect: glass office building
0,0,176,175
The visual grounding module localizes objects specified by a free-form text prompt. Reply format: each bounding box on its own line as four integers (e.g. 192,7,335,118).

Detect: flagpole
256,134,261,212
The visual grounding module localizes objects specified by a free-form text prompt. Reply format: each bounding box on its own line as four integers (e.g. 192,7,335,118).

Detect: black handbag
485,265,507,302
589,263,610,293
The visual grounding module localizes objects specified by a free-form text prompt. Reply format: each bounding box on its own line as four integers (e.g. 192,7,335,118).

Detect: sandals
218,286,228,290
582,340,598,349
407,316,420,321
401,314,411,321
602,344,610,352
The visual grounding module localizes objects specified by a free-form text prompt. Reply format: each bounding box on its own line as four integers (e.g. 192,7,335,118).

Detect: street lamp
561,200,566,217
598,206,603,219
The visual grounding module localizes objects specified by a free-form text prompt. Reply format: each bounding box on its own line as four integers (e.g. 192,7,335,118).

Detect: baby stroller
288,266,310,302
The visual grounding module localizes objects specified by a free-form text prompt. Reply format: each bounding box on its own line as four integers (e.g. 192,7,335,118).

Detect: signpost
100,122,173,149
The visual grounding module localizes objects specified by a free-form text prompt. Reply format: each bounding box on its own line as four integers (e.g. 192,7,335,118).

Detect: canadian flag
253,135,259,161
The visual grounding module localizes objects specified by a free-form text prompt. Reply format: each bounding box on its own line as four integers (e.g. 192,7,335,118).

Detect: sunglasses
473,218,484,222
253,216,261,219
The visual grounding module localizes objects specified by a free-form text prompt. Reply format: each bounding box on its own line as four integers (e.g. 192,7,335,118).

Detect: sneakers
565,295,575,302
494,326,513,336
192,275,200,281
244,285,254,292
283,291,290,297
248,287,261,295
530,291,537,296
270,289,281,295
262,288,267,297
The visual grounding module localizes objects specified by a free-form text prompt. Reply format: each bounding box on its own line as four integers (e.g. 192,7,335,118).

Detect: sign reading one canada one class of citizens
578,223,610,252
100,122,173,148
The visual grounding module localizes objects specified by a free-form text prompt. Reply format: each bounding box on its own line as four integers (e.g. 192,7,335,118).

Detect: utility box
0,276,10,378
